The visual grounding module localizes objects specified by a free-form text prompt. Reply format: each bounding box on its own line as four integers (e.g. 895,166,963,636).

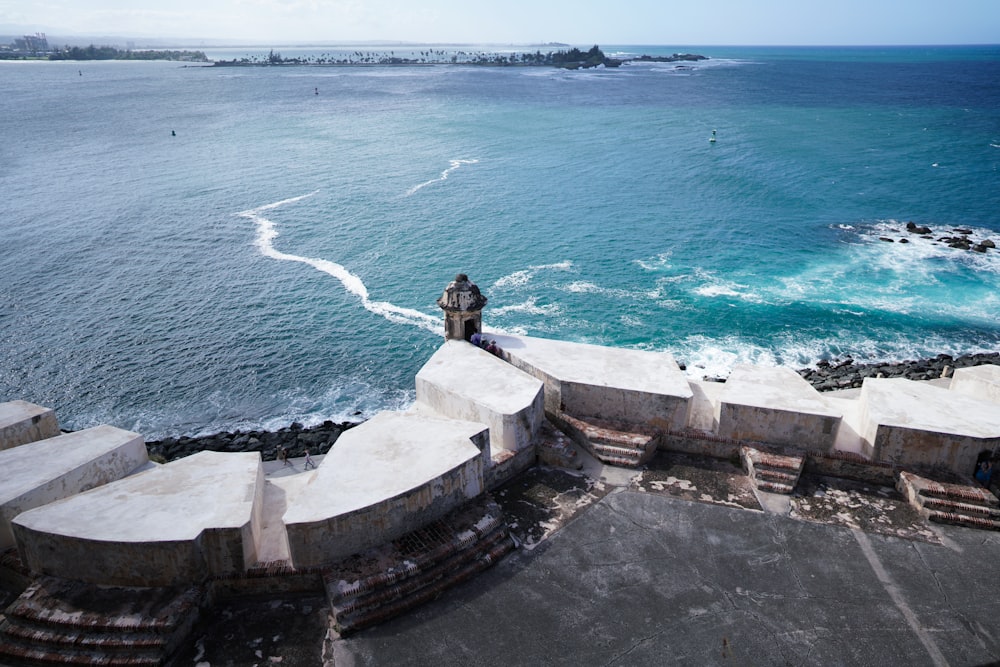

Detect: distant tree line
47,46,208,62
216,45,622,69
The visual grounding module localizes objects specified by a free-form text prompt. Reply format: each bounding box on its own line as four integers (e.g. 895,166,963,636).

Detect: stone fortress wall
1,274,999,661
3,330,999,589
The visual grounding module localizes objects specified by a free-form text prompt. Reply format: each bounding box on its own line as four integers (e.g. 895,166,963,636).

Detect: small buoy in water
171,130,176,137
709,129,717,143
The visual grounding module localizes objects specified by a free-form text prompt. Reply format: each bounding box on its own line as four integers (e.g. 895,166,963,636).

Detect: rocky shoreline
145,420,358,463
796,351,999,392
144,353,998,462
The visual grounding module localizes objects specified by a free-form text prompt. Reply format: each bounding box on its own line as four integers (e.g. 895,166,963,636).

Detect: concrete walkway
332,490,1000,666
262,454,326,479
255,455,326,563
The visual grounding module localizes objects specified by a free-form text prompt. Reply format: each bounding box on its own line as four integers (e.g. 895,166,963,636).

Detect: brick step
330,532,515,634
754,467,799,484
928,510,1000,531
557,413,659,468
4,579,201,634
1,619,167,651
918,485,999,507
0,631,162,667
756,480,795,495
562,414,658,449
0,578,202,667
328,502,506,602
922,497,1000,519
589,442,646,463
594,453,646,468
323,496,515,634
743,447,804,472
740,446,804,495
328,526,509,611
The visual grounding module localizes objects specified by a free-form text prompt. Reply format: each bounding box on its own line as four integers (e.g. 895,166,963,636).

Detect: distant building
13,33,49,54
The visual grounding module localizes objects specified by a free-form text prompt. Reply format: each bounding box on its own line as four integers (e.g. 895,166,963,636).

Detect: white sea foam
493,270,532,288
532,260,574,271
690,268,761,302
675,336,780,379
491,297,561,316
627,57,755,72
492,261,574,289
405,159,479,196
238,193,440,334
634,251,673,272
693,284,743,298
560,281,632,299
563,281,601,293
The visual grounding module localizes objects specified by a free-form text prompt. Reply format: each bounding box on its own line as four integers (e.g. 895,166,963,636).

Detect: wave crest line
405,159,479,196
238,194,439,334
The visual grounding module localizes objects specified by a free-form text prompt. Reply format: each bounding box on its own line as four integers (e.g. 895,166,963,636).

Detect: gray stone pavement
331,490,1000,667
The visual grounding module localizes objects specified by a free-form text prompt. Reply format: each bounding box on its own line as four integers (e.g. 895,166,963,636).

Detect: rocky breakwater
878,221,996,253
631,53,708,63
798,353,1000,392
146,420,359,463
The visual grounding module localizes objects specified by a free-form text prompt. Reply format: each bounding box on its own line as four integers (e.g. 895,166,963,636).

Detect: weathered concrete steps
741,446,806,495
556,413,660,468
898,471,1000,531
324,495,515,635
0,576,202,666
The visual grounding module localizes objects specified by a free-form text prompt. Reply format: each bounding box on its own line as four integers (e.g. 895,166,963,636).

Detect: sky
2,0,999,46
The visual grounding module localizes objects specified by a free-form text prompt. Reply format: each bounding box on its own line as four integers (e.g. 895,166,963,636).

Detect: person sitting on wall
975,460,993,487
470,331,482,347
486,340,501,356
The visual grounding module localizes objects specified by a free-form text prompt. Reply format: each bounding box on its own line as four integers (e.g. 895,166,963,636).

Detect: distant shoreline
209,46,708,70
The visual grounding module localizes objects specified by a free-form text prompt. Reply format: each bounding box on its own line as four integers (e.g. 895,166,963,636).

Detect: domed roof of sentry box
437,273,487,312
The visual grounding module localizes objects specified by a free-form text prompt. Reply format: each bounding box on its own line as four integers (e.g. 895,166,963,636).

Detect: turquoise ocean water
1,45,999,437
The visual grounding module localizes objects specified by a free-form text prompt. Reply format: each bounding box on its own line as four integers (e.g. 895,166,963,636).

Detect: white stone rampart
858,377,1000,472
0,401,60,451
490,334,692,431
415,340,543,454
12,451,263,586
0,425,147,551
950,365,1000,405
717,365,841,451
283,411,488,568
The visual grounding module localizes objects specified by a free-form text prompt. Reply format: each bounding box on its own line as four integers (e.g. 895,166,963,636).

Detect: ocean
2,44,999,438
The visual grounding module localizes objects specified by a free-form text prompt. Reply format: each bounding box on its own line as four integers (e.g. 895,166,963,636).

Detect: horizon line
2,31,998,50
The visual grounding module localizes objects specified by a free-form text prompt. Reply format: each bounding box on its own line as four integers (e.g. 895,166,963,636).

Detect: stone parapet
491,334,692,431
416,339,543,455
950,364,1000,405
859,378,1000,473
12,451,263,586
0,425,147,551
0,401,60,451
718,365,841,451
283,412,488,568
